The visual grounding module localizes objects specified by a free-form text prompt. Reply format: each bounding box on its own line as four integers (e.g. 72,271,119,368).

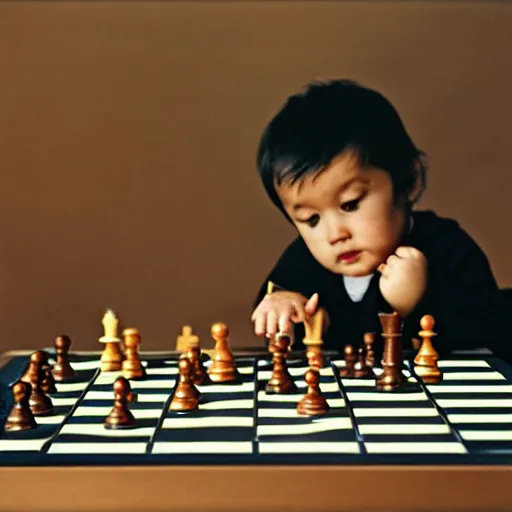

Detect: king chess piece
376,312,405,391
414,315,443,384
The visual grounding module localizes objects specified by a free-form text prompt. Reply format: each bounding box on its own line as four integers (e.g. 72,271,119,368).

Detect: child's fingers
304,293,319,315
278,313,292,334
265,310,279,337
253,311,268,336
377,263,388,276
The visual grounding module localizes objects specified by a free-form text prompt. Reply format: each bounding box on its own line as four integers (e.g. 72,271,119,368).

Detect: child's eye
298,214,320,227
341,197,361,212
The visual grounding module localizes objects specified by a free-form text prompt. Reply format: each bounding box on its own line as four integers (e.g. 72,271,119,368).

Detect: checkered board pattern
1,352,512,465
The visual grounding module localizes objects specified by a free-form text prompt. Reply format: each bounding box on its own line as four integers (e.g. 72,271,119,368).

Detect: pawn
186,345,208,386
52,335,74,382
5,381,37,431
42,366,57,394
122,328,146,380
363,333,376,368
21,351,44,386
28,356,53,416
104,377,136,429
414,315,442,384
354,347,372,378
265,334,298,394
170,358,200,412
340,345,356,378
297,368,329,416
208,322,237,383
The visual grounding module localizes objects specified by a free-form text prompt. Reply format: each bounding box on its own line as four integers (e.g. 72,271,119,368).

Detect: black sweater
254,210,510,360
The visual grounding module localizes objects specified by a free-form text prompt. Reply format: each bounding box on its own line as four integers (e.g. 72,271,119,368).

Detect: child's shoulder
410,209,486,258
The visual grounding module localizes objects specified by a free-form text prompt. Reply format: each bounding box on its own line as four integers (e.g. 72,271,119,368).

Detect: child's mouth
337,250,361,263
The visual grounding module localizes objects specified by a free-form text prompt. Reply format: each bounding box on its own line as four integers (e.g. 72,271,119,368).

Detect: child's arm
403,234,509,360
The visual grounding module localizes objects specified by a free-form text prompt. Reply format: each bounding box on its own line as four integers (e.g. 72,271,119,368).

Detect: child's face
276,152,409,277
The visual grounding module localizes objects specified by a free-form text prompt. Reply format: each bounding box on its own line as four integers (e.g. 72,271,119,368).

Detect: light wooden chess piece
208,322,237,383
176,325,199,353
99,309,124,372
414,315,443,384
297,368,329,416
376,312,405,391
304,309,324,368
122,328,146,380
170,358,200,412
5,381,37,431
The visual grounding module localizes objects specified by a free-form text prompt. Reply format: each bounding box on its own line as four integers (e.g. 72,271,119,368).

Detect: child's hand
251,291,320,338
378,246,427,317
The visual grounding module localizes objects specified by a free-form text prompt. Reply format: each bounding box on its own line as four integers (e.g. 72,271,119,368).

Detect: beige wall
0,1,511,351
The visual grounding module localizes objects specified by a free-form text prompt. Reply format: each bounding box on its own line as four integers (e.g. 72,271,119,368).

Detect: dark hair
256,79,427,219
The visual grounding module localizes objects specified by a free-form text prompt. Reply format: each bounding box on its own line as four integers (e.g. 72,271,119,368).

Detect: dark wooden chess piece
186,345,208,385
5,381,37,431
414,315,443,384
208,322,237,383
42,366,57,394
170,358,200,412
297,368,329,416
104,377,136,429
265,333,298,394
354,347,372,379
122,328,146,380
363,332,376,369
340,345,356,377
376,312,405,391
28,353,54,416
52,335,74,381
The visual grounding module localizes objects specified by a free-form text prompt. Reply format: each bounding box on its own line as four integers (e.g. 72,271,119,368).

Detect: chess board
1,350,512,511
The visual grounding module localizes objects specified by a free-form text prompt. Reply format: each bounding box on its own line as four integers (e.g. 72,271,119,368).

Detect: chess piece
104,377,136,429
303,309,324,368
376,312,405,391
52,335,74,381
42,365,57,394
353,346,372,379
208,322,237,383
170,358,200,412
122,328,146,380
414,315,443,384
340,345,356,377
363,332,376,368
28,353,54,416
5,381,37,431
99,310,124,372
265,333,298,394
176,325,199,353
297,368,329,416
186,345,208,385
21,351,44,386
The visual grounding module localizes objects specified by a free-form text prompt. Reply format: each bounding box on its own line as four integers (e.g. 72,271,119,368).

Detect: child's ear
407,157,426,204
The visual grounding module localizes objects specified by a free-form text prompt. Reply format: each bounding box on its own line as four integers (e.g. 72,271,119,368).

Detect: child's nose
326,218,351,245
